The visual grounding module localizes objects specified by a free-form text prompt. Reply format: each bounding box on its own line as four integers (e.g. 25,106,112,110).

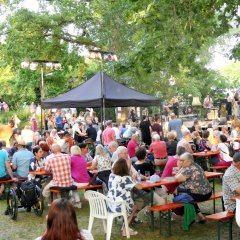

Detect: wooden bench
210,166,228,171
148,203,183,235
50,184,103,202
0,178,27,184
206,211,235,240
148,192,223,235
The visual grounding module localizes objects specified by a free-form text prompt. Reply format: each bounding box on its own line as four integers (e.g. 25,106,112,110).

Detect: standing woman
35,198,93,240
31,113,38,132
233,92,240,118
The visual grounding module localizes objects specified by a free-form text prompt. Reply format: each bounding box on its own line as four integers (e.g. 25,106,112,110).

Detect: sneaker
132,217,143,224
4,209,9,215
122,227,138,237
74,202,82,209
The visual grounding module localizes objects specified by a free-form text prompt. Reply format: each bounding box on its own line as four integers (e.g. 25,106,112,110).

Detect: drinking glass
145,171,150,178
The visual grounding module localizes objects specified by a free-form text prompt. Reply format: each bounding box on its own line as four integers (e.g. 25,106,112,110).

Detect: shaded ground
0,181,239,240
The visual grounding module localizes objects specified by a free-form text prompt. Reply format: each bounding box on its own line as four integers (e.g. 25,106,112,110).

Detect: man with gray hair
148,134,167,165
108,141,119,163
223,152,240,212
127,134,139,162
177,130,193,154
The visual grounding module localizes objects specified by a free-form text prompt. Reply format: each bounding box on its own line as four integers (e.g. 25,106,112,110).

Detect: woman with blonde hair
70,145,90,208
91,144,111,187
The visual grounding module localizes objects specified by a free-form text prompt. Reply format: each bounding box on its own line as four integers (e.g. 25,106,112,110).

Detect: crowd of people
1,107,240,239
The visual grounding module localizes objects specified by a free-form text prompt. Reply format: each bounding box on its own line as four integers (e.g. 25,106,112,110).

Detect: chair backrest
236,199,240,227
84,190,108,219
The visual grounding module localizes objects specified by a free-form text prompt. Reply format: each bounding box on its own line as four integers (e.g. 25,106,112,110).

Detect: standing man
139,115,151,146
102,120,116,147
203,95,213,117
86,121,97,142
55,112,63,132
223,152,240,212
43,144,73,201
168,113,183,141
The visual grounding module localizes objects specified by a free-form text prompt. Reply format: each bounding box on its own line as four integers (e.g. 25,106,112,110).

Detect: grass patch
0,181,239,240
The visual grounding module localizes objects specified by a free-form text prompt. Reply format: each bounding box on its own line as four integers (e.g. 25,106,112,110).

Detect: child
107,158,142,237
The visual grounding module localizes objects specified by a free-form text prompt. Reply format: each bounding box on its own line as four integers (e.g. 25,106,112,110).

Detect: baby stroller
6,180,44,220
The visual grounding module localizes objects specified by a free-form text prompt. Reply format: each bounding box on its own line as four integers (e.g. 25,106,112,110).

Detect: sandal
122,227,138,237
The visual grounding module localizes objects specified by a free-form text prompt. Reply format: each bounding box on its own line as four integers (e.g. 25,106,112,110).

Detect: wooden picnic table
192,150,219,157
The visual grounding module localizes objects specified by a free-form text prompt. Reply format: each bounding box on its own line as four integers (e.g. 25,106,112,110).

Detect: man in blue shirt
0,141,16,199
12,138,34,178
168,113,183,141
55,114,63,132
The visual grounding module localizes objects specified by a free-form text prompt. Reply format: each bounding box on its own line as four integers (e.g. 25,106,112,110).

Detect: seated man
127,134,139,162
223,152,240,212
42,144,73,203
0,141,17,199
12,137,34,178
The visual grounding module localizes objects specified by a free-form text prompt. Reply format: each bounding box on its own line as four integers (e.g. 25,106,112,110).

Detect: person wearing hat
12,136,34,178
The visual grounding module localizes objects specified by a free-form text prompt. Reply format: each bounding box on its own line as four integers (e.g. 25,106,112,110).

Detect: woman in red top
148,134,167,165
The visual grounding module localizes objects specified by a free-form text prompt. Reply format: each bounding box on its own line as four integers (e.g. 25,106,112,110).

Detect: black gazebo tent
42,72,160,109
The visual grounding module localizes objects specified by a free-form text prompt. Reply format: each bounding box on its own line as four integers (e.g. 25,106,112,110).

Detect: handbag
173,193,194,204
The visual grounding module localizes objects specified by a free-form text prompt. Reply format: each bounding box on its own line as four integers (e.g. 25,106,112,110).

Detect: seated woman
200,130,212,150
107,158,142,237
166,131,178,157
70,145,90,208
91,144,112,187
161,146,186,194
133,147,166,205
28,145,45,181
175,153,212,222
216,134,233,167
35,198,93,240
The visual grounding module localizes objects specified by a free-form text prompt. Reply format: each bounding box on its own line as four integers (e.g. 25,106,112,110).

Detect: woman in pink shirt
161,146,186,194
70,145,90,208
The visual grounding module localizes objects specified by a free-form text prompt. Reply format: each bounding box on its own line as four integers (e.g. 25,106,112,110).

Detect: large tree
0,0,239,107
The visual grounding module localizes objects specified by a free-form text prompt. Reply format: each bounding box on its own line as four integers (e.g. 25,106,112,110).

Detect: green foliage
0,0,239,109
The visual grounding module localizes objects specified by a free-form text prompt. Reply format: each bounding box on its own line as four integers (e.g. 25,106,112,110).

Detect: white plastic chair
84,190,130,240
235,198,240,227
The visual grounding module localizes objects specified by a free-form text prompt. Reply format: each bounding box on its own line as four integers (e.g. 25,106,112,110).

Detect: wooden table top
141,171,222,189
192,150,219,157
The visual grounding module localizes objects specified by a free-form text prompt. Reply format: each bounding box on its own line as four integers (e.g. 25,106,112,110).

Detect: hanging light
53,63,61,70
29,62,38,70
46,62,53,70
21,61,30,69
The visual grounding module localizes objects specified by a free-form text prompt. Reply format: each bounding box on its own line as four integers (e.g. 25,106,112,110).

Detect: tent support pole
160,101,164,139
101,62,105,124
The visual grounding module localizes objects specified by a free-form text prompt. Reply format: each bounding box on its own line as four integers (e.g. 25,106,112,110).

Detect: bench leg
228,219,233,240
151,211,154,231
167,211,172,236
217,221,221,240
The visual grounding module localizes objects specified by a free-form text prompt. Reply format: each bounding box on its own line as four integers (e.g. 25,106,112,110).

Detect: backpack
18,180,37,207
228,143,235,157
